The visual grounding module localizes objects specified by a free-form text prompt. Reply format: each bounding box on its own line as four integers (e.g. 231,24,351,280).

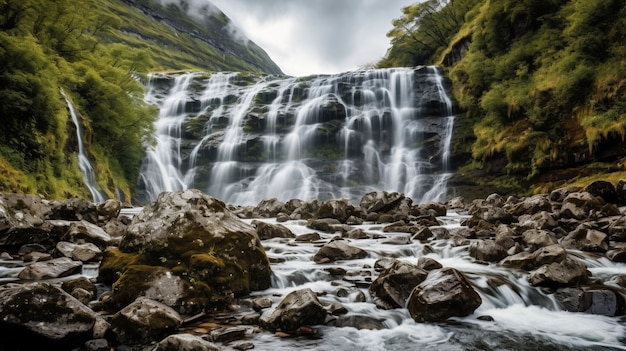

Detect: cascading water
61,90,106,203
138,66,456,205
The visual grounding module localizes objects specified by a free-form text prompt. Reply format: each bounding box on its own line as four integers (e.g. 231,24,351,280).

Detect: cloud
209,0,417,76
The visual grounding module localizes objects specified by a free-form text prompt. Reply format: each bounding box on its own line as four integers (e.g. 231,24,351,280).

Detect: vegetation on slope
381,0,626,196
0,0,282,201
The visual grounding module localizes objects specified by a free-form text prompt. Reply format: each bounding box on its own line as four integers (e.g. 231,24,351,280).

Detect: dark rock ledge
0,180,625,349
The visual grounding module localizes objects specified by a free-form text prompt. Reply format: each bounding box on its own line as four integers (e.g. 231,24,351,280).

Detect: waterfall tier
138,67,456,205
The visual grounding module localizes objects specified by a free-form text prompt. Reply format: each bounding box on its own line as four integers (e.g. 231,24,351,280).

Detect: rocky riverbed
1,181,626,350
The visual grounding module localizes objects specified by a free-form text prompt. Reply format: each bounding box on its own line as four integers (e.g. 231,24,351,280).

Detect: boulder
528,258,589,287
55,241,102,262
522,229,558,250
18,257,82,280
360,191,405,213
102,190,271,312
560,225,609,252
518,211,557,230
48,220,112,249
295,232,322,242
407,267,482,322
0,283,106,349
312,240,368,263
332,315,385,330
154,334,220,351
111,297,182,345
48,198,98,224
555,287,625,316
469,240,508,262
109,265,185,309
369,260,428,309
417,257,443,271
607,245,626,263
508,194,552,216
608,216,626,241
96,199,122,220
316,199,359,223
549,186,582,202
252,220,295,239
500,245,567,270
259,288,327,332
560,192,604,220
417,202,447,217
255,198,286,218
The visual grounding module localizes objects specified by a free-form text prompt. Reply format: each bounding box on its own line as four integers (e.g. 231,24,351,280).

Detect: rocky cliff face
137,66,457,205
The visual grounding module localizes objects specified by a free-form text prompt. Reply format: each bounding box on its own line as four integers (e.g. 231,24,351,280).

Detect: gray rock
407,267,482,322
417,257,443,271
508,194,552,216
0,282,105,348
259,288,327,331
252,220,295,239
522,229,558,250
501,244,567,270
154,333,220,351
469,240,508,262
55,241,102,262
313,240,368,263
96,199,122,220
518,211,557,230
111,297,182,345
360,191,405,213
560,191,604,220
584,180,619,204
18,257,82,280
295,232,322,242
528,258,589,287
369,260,428,309
560,225,609,252
332,314,386,330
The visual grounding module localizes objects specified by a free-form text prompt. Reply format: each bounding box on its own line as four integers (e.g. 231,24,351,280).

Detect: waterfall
138,66,456,205
61,90,106,203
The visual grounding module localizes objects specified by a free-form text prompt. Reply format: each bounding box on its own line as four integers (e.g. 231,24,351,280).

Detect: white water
139,67,456,205
61,90,106,203
246,213,626,351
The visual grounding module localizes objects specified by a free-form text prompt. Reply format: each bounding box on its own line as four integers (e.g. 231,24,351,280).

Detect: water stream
61,90,106,203
244,213,626,351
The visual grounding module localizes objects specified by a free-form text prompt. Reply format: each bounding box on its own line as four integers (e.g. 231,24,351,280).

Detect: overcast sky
209,0,417,76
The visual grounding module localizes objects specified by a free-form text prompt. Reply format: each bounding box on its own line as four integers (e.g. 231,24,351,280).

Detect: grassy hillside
0,0,282,201
381,0,626,197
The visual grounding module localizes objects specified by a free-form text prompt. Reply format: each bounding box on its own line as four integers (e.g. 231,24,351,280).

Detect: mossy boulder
99,190,271,313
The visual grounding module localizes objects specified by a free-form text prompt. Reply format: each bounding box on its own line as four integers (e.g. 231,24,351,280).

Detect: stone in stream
559,191,604,220
369,260,428,309
154,333,220,351
468,239,508,262
312,240,368,263
560,224,609,252
407,267,482,322
17,256,82,280
252,220,295,239
259,288,327,332
111,297,182,345
528,258,589,287
0,282,107,349
555,287,625,316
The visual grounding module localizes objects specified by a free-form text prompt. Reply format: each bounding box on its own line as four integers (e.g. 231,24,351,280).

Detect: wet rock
307,218,342,232
360,191,405,213
382,235,412,245
111,297,182,345
508,194,552,216
56,241,102,262
560,224,609,252
522,229,558,250
210,326,248,343
607,245,626,262
313,240,368,263
501,244,567,270
560,191,604,220
369,260,428,309
295,232,321,242
332,314,386,330
343,228,369,239
100,217,127,238
316,199,356,223
108,265,185,309
555,287,625,316
252,296,273,311
255,198,286,218
446,196,466,210
616,179,626,205
417,257,443,271
469,240,508,262
84,339,110,351
608,216,626,241
103,190,271,312
412,226,434,241
48,198,98,224
18,257,82,280
407,267,482,322
96,199,122,220
62,276,98,300
528,258,589,287
518,211,557,230
0,283,106,349
259,288,327,332
48,219,112,249
418,202,447,217
23,251,51,262
252,220,295,239
0,193,50,232
155,334,220,351
549,186,582,202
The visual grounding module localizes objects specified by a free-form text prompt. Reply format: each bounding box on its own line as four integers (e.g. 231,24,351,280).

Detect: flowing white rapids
245,214,626,351
138,67,456,205
61,90,106,203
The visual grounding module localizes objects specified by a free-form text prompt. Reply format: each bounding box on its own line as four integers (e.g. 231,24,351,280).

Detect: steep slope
381,0,626,198
0,0,282,201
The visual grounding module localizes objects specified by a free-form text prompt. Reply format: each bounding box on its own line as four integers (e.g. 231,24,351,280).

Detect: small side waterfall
138,66,456,205
61,90,106,203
